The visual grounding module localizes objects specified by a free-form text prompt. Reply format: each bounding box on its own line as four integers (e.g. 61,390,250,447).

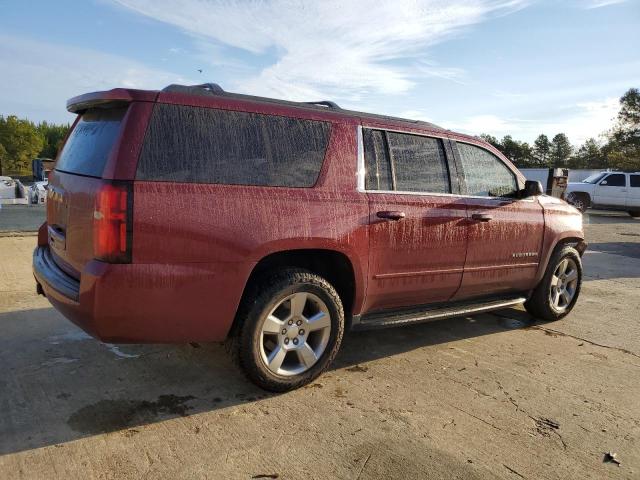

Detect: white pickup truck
565,171,640,217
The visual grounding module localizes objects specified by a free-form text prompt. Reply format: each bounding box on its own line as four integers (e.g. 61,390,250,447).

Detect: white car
29,180,48,204
0,176,17,200
564,171,640,217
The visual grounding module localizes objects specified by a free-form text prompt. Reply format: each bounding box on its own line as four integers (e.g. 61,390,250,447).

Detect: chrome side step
353,296,527,330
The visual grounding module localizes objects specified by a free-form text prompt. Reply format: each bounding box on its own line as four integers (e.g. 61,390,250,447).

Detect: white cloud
445,97,619,145
0,34,197,123
112,0,528,101
584,0,627,8
397,110,436,123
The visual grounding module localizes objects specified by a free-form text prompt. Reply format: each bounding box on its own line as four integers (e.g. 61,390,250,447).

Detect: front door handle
377,210,406,221
471,213,493,222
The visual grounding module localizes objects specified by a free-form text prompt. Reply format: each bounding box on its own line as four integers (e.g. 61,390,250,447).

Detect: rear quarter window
137,104,331,187
55,107,127,177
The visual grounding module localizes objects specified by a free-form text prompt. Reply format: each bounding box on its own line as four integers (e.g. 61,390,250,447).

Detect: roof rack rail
159,83,443,130
162,83,341,110
162,83,225,94
303,101,341,109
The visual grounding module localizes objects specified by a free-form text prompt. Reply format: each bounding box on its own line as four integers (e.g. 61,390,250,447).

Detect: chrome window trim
356,125,366,192
363,124,451,141
356,125,534,202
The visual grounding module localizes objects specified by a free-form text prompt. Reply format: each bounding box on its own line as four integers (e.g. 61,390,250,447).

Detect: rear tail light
93,182,133,263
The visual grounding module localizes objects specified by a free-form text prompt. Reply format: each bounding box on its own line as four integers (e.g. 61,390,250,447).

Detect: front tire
525,245,583,321
628,210,640,218
231,268,344,392
566,192,589,213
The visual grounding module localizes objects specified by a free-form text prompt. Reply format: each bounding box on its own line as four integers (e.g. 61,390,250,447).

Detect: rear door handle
376,210,406,221
471,213,493,222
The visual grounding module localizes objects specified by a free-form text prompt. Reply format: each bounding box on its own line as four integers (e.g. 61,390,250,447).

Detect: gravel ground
0,213,639,479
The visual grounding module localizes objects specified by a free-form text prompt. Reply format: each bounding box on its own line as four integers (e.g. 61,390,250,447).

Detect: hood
565,181,594,191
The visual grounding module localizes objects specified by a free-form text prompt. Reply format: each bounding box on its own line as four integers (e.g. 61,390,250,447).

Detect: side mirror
600,180,608,185
523,180,544,197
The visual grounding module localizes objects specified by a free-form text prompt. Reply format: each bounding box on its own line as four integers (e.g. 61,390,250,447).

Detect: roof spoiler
67,88,158,113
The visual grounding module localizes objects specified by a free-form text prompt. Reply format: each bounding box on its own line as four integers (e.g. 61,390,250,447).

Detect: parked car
33,84,587,391
29,180,48,204
564,171,640,217
0,176,17,200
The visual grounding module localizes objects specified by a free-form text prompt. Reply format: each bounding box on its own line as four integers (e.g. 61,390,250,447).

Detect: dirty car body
33,83,587,390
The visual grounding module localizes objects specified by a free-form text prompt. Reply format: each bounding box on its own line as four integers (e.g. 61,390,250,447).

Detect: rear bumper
33,245,250,343
33,246,80,301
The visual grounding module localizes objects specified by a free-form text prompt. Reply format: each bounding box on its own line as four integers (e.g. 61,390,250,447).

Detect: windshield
582,172,607,184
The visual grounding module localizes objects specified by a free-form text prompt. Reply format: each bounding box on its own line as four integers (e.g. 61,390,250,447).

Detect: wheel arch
229,248,360,337
534,234,586,287
567,190,592,206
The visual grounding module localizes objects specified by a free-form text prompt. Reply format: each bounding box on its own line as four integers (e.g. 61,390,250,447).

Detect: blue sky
1,0,638,145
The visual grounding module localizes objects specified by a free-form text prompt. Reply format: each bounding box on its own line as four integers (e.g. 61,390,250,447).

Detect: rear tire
229,268,344,392
525,245,582,322
628,210,640,218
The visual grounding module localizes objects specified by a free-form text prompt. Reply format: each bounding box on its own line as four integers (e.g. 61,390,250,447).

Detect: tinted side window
137,104,330,187
601,174,626,187
631,175,640,187
363,129,392,190
386,132,450,193
457,143,517,197
56,107,127,177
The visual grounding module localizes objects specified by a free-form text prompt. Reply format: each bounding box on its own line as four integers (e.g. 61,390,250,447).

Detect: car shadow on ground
0,305,534,456
583,210,639,224
588,241,640,260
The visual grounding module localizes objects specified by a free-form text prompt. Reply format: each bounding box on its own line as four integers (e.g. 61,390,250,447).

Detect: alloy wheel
567,193,585,212
259,292,332,376
549,257,579,312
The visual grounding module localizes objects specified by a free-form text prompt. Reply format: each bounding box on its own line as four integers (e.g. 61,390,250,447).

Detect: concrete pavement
1,216,639,479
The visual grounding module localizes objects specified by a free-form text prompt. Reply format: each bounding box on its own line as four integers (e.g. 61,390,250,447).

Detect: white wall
520,168,607,185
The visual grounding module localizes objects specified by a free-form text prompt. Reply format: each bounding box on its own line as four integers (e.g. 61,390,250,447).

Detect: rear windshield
137,104,331,187
55,107,127,177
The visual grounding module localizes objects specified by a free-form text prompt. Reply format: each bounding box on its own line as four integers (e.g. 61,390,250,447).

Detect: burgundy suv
34,83,587,391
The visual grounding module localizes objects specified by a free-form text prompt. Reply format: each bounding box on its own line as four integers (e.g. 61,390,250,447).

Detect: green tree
569,138,605,169
0,142,7,176
479,134,502,151
549,133,572,167
0,115,45,175
521,142,534,167
605,87,640,171
500,135,533,168
532,134,551,167
618,87,640,126
37,121,69,159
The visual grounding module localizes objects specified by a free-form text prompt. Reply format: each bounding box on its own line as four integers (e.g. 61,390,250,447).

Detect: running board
352,296,527,330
